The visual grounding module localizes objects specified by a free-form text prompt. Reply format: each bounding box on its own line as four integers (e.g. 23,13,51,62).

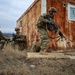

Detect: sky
0,0,34,33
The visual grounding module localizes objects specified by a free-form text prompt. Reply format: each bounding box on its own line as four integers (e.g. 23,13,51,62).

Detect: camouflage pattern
35,12,61,52
36,13,50,30
36,13,59,32
37,28,50,51
35,10,65,52
35,13,52,51
12,33,27,50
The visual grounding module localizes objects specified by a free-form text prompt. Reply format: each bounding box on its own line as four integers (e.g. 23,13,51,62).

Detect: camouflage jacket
12,33,26,42
36,13,64,37
36,13,58,31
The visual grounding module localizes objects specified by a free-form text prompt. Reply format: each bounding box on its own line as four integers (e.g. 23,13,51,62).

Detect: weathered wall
17,0,41,46
17,0,75,50
47,0,75,50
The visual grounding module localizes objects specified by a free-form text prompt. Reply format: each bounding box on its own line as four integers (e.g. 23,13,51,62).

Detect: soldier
0,31,7,50
35,7,65,52
12,27,27,50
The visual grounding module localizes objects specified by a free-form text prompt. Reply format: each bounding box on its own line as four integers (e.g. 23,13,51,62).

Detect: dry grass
0,43,29,75
3,42,27,59
0,43,75,75
0,65,30,75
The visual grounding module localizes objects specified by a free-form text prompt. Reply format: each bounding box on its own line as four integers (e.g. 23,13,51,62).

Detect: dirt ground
0,43,75,75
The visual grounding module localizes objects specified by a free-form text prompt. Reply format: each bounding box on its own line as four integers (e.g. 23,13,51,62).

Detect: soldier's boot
36,46,41,52
33,45,41,52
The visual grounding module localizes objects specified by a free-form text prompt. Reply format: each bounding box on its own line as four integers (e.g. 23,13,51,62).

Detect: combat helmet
49,7,57,13
15,27,20,31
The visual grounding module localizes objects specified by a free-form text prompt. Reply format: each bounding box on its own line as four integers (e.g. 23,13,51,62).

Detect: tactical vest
36,13,59,33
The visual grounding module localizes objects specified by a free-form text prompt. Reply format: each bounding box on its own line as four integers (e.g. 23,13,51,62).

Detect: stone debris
29,65,36,68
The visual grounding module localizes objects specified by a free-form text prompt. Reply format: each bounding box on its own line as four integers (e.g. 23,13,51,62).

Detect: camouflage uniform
36,13,54,51
35,7,58,52
16,34,27,50
35,7,64,52
12,29,27,50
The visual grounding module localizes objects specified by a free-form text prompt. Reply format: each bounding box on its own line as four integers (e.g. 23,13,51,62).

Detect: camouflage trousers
12,41,27,51
36,28,50,51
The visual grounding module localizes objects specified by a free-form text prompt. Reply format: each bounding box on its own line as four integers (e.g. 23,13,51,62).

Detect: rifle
47,18,59,33
12,33,21,42
47,19,66,41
